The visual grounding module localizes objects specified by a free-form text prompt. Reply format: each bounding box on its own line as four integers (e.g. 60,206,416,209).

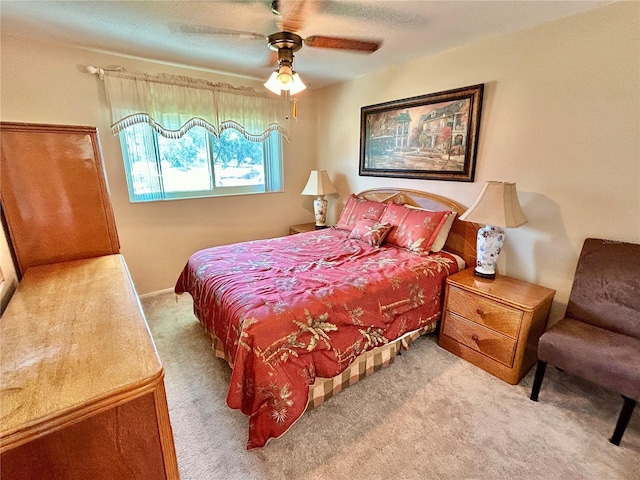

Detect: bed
174,188,478,449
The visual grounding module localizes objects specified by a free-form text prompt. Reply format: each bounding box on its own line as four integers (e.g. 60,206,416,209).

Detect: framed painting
359,84,484,182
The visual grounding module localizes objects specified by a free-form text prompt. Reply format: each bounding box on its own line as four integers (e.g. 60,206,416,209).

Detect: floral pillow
379,203,451,255
336,194,386,231
348,219,393,247
404,205,457,252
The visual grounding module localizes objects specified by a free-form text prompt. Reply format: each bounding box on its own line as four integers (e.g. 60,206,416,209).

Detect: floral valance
101,70,291,142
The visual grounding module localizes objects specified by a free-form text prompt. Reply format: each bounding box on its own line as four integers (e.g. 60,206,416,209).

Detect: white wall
315,1,640,322
0,36,318,295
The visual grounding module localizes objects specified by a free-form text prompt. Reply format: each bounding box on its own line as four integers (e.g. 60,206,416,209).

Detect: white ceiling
0,0,612,89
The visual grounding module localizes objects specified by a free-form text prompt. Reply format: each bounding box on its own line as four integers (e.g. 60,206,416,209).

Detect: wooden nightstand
289,222,319,235
438,268,555,385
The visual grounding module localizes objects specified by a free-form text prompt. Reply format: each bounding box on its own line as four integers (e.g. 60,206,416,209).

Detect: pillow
429,210,456,252
379,203,451,255
336,194,386,231
403,205,457,252
348,219,393,247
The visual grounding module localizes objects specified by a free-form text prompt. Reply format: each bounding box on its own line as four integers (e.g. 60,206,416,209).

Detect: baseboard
138,288,175,299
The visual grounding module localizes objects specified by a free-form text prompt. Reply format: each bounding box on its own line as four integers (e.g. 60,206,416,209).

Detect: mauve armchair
530,238,640,446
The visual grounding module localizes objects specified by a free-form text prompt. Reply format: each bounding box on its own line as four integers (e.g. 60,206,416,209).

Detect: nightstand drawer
447,286,522,338
442,311,516,367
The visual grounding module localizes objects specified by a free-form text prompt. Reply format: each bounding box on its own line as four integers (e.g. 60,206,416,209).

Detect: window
119,124,283,202
99,70,291,203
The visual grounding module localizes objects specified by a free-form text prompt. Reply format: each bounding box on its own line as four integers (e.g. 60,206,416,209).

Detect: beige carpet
142,292,639,480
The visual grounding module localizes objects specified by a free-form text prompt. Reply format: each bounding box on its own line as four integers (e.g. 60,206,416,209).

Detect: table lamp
459,181,528,278
301,170,337,228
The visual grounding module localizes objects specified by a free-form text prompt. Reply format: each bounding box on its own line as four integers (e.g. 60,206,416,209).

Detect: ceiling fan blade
262,50,279,68
304,35,381,53
277,0,313,34
170,23,265,41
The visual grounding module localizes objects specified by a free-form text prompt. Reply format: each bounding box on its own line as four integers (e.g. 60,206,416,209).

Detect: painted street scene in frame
363,98,471,172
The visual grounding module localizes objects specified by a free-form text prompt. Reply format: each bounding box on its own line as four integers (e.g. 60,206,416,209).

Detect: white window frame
119,125,283,203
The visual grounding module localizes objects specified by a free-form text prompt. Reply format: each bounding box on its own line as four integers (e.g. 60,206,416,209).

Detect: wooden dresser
0,255,179,479
439,268,555,385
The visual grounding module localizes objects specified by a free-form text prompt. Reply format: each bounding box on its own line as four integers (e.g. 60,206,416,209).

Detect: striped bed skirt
206,321,439,411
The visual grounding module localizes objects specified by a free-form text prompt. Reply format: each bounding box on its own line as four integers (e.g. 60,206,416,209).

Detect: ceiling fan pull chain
293,98,298,120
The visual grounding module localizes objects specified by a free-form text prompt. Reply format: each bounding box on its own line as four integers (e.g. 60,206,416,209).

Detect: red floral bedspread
174,228,459,449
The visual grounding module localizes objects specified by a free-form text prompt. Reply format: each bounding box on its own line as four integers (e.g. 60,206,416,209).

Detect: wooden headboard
356,188,479,269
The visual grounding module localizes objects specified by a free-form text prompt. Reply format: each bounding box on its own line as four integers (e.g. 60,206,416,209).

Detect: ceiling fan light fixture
264,66,306,96
277,64,293,84
288,72,306,95
264,70,283,94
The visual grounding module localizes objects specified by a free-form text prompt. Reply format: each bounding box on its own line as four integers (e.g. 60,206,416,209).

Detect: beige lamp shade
301,170,337,197
459,181,528,228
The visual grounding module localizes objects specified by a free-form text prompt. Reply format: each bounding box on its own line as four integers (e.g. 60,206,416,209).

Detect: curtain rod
84,65,124,80
82,65,267,97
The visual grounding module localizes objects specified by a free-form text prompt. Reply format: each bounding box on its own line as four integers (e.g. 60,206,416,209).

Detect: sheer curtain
102,71,291,142
97,69,290,196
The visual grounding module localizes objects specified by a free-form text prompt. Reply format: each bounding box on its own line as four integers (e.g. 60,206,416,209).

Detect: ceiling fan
173,0,382,95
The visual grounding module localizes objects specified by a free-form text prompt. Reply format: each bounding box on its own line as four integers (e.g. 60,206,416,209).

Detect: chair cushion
538,318,640,401
566,238,640,339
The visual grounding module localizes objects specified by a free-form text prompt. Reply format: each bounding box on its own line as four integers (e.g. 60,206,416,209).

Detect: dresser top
447,268,555,310
0,255,162,448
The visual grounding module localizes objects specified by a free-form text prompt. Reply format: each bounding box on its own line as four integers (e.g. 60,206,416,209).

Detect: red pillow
336,194,386,231
348,219,393,247
379,203,450,255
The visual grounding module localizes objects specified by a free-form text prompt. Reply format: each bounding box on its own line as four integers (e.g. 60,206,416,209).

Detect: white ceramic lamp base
313,196,328,228
474,225,505,278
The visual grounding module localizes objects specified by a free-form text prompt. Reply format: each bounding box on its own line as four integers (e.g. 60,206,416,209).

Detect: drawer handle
471,334,480,343
476,308,484,316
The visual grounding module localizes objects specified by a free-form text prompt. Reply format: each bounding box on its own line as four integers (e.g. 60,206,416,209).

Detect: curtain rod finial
85,65,105,79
